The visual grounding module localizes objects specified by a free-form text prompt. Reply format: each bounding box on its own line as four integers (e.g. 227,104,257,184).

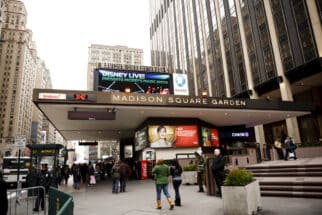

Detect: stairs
245,164,322,198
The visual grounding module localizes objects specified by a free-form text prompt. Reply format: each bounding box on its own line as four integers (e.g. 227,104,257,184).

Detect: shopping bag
90,175,96,184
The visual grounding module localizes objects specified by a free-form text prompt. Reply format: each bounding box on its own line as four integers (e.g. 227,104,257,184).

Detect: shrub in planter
183,164,197,171
222,168,261,215
182,164,197,184
224,168,253,186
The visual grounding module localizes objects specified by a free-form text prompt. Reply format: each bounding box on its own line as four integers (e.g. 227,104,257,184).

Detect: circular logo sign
175,75,186,87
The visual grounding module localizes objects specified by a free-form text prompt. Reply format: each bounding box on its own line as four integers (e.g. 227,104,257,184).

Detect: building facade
0,0,59,157
150,0,322,148
87,44,144,90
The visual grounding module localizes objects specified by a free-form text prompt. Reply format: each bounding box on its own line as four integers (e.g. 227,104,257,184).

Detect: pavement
60,174,322,215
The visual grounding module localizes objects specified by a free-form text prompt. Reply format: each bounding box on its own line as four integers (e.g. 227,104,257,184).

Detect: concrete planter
182,171,197,185
222,180,262,215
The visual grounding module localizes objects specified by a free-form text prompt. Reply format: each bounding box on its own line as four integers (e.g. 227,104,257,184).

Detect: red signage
174,126,199,147
74,93,88,100
141,160,148,180
202,127,219,147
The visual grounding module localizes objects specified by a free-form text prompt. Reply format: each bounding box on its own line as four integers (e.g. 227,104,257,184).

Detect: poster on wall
174,126,199,147
135,127,148,151
124,145,133,158
148,125,175,148
201,127,219,147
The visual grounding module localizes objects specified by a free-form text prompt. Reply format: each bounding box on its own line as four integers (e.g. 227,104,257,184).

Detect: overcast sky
22,0,151,90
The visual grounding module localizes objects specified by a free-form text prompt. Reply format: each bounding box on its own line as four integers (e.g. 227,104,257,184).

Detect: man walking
212,148,226,197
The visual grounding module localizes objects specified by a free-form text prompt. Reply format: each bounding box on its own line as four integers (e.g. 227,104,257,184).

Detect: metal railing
7,186,47,215
48,187,74,215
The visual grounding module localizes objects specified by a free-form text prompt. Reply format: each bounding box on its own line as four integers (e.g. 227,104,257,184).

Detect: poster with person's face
148,125,175,148
174,126,199,147
202,127,219,147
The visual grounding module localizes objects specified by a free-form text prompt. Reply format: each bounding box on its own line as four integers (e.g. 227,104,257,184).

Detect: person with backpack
212,148,226,197
170,159,183,206
119,160,130,192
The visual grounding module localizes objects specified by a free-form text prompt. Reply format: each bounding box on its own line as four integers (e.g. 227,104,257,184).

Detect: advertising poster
148,125,175,148
95,69,172,94
201,127,220,147
174,126,199,147
173,73,189,95
124,145,133,158
135,127,148,151
141,160,148,180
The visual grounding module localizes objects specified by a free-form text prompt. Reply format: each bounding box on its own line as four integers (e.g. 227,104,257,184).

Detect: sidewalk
60,178,322,215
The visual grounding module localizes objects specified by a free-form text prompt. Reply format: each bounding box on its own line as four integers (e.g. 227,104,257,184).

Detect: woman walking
170,159,183,206
152,159,174,210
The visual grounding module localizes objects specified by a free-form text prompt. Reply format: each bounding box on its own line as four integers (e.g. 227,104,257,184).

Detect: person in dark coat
0,170,8,215
284,136,297,160
212,148,226,197
119,161,130,192
170,159,182,206
33,164,52,212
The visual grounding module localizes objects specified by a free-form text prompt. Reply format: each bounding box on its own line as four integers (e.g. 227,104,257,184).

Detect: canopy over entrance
32,89,315,141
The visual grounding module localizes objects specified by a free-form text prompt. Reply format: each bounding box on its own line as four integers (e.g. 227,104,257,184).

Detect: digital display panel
201,127,219,147
94,69,172,94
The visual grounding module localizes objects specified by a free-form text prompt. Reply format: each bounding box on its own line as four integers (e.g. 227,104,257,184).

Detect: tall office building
150,0,322,146
0,0,7,34
87,44,144,90
0,0,56,157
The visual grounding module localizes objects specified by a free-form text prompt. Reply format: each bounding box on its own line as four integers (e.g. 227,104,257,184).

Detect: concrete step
252,172,322,177
260,185,322,192
258,180,322,186
246,164,322,170
248,167,322,173
261,190,322,198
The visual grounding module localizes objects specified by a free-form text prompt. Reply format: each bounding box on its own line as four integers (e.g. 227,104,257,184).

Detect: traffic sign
14,135,26,148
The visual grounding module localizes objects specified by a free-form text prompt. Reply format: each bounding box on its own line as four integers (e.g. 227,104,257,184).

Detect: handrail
56,198,73,215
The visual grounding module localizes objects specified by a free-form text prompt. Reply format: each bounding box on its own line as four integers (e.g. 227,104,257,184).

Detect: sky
22,0,151,90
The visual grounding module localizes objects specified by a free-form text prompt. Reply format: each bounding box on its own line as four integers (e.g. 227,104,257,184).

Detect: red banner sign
141,160,148,180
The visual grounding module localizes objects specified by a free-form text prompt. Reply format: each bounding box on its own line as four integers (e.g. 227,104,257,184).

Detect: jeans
172,180,181,200
156,184,171,200
120,176,127,192
112,178,120,193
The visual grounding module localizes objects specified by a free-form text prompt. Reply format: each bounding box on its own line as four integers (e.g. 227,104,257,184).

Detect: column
263,0,301,143
214,0,231,97
306,0,322,57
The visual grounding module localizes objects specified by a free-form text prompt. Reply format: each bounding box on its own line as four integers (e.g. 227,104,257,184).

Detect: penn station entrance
32,87,314,179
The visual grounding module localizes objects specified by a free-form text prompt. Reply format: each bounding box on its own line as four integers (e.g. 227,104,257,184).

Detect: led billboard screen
94,69,172,94
174,126,199,147
148,125,199,148
148,125,175,148
201,127,219,147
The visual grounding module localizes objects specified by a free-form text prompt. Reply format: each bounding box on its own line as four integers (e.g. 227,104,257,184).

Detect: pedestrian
89,164,96,186
111,161,121,193
33,164,52,212
195,151,205,192
0,170,8,215
274,138,284,160
72,165,81,190
284,136,297,160
119,160,130,192
61,165,70,185
170,159,182,206
152,159,174,210
212,148,226,197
